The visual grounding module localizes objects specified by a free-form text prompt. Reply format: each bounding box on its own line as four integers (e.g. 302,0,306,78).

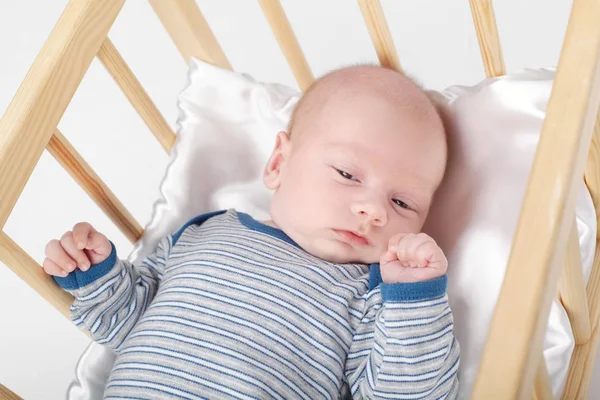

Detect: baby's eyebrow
321,145,356,158
324,144,365,159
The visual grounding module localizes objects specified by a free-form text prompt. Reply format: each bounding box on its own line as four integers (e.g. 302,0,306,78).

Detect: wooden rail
258,0,314,90
47,130,143,244
559,220,592,344
469,0,506,77
97,38,176,153
472,0,600,397
561,107,600,399
357,0,401,71
149,0,231,69
0,232,73,320
0,0,125,231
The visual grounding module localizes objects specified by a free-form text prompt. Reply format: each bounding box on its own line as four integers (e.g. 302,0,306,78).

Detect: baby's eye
393,199,410,209
336,169,359,181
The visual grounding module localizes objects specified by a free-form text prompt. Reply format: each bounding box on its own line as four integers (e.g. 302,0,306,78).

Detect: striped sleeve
345,277,460,399
54,236,172,350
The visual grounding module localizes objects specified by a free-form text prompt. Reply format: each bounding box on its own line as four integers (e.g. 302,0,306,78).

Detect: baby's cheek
316,182,345,210
372,235,389,257
391,214,422,235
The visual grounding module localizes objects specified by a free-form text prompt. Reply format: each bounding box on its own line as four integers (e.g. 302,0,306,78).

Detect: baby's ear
263,131,291,190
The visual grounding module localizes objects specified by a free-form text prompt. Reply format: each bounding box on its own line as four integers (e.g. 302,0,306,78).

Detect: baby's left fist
380,233,447,283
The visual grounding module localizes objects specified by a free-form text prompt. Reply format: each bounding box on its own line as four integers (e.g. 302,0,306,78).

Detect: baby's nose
351,202,388,227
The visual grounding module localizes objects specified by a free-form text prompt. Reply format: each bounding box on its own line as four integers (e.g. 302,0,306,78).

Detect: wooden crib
1,0,600,398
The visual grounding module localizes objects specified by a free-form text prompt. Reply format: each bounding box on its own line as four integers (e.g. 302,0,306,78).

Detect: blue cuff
53,242,118,291
368,263,383,290
381,275,448,302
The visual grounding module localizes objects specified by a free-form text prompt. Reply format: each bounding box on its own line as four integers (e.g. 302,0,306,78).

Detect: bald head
288,65,446,147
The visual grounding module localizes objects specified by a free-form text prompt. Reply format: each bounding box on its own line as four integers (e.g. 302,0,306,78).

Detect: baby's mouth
332,229,371,246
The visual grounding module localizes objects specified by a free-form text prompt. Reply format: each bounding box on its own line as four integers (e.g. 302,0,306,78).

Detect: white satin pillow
127,63,300,264
68,60,596,399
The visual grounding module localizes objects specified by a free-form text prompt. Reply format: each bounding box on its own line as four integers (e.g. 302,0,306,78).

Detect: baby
44,65,459,399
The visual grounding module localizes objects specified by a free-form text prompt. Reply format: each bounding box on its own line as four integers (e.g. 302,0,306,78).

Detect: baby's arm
43,223,171,350
345,233,460,399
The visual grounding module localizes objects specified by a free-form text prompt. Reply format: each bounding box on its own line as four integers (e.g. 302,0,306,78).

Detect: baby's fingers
73,223,110,256
42,258,69,277
396,234,430,267
405,234,432,266
44,239,77,273
416,241,447,271
86,231,111,257
395,233,415,266
72,222,95,250
387,233,409,251
42,258,69,278
413,241,437,267
61,232,91,271
380,248,399,266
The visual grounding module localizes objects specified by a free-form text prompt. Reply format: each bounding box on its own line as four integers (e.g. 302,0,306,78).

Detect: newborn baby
44,65,459,399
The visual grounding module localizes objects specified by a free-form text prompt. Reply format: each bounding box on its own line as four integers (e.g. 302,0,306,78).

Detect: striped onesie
55,209,459,399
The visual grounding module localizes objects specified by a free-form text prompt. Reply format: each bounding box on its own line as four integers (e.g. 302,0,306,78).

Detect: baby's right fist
43,222,111,277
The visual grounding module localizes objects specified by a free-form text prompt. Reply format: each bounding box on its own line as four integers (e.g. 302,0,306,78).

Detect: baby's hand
43,223,111,277
380,233,447,283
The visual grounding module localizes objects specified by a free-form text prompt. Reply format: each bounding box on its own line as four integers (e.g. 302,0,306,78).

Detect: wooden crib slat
97,38,176,154
469,0,506,77
585,106,600,242
562,242,600,399
0,231,73,320
46,130,144,244
257,0,314,91
149,0,231,70
0,384,23,400
559,219,592,344
471,0,600,397
0,0,125,232
561,105,600,399
357,0,401,71
532,358,552,400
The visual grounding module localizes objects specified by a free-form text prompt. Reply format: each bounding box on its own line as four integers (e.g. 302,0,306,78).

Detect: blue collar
237,212,300,248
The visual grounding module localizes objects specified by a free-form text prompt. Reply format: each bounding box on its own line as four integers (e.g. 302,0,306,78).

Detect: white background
0,0,596,398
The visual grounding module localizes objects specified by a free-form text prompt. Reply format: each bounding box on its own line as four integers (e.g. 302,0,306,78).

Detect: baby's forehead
290,66,439,132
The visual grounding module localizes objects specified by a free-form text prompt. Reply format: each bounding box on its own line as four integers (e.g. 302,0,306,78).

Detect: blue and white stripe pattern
56,209,459,399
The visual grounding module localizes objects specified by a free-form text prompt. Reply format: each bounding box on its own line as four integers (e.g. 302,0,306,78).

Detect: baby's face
264,92,446,264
